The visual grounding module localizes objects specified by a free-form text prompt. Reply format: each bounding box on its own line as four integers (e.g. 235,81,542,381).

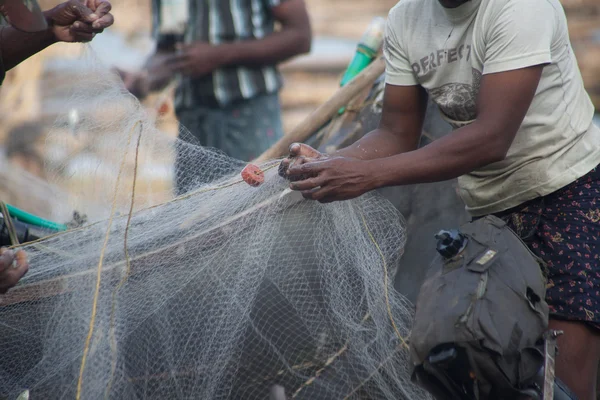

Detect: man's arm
287,65,544,202
371,65,543,186
334,84,428,160
0,25,55,70
0,0,113,71
166,0,311,78
214,0,311,67
286,0,553,203
279,83,427,178
280,82,426,174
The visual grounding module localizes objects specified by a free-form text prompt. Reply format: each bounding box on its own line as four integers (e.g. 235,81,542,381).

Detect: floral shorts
494,166,600,330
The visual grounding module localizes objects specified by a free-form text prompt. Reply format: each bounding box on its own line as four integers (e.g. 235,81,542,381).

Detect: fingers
68,0,95,23
163,54,191,74
280,144,323,180
70,30,95,42
289,176,324,191
90,1,113,29
66,0,112,31
278,159,288,178
91,12,113,30
0,248,28,294
174,42,194,52
280,157,318,183
289,143,320,158
287,158,323,176
90,0,111,17
0,265,28,293
301,186,331,202
69,21,97,41
0,248,15,274
165,53,188,65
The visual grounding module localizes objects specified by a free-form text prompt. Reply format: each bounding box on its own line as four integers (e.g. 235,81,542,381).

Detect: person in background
280,0,600,397
120,0,311,194
0,0,114,293
5,121,44,178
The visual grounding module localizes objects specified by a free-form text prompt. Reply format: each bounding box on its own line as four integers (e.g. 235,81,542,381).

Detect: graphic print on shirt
408,41,482,128
429,68,482,126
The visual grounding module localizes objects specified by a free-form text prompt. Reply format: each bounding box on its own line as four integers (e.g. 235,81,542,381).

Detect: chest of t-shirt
404,9,484,126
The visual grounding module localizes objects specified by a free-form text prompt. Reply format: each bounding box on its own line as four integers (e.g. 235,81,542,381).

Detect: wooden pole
254,57,386,163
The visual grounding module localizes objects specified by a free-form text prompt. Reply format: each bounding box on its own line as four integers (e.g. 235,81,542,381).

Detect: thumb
289,143,320,158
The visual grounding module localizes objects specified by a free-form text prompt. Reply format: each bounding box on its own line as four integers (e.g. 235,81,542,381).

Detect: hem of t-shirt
385,74,419,86
482,51,552,75
465,146,600,217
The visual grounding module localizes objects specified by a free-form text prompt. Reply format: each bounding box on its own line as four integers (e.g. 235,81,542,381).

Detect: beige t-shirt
384,0,600,216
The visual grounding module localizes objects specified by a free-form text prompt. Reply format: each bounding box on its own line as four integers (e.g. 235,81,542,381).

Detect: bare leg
550,319,600,400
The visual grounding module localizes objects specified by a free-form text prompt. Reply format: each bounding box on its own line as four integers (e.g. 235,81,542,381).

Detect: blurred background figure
5,122,45,179
118,0,312,193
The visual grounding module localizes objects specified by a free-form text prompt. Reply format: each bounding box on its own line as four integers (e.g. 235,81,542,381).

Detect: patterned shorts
494,166,600,330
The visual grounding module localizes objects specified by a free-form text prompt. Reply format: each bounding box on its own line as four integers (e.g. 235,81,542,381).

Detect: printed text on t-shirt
412,44,472,76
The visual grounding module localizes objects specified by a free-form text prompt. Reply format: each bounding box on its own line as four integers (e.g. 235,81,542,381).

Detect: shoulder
478,0,561,21
388,0,429,26
474,0,562,44
387,0,432,42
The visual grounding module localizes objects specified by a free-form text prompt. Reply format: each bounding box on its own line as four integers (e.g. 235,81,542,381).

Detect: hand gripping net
0,49,431,400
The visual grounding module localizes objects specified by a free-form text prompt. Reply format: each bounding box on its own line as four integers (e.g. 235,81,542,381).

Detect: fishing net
0,49,431,400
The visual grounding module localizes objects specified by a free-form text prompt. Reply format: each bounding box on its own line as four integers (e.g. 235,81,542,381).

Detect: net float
241,164,264,187
158,102,170,115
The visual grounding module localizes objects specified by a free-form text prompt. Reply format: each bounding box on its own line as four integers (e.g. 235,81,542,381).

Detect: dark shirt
151,0,290,109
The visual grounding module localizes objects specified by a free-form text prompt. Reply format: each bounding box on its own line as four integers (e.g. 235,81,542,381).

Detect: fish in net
0,49,432,400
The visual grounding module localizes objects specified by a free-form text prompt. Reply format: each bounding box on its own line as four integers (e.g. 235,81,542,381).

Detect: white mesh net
0,49,431,400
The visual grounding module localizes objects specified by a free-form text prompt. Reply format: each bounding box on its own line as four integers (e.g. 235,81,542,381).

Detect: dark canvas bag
409,215,550,399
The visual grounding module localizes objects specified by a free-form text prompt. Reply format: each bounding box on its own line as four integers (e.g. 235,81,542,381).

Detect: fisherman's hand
116,54,176,99
0,248,28,294
45,0,114,43
115,69,152,99
278,143,327,182
287,156,378,203
166,42,225,78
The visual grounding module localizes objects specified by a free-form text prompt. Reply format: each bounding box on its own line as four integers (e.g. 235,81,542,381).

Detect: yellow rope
341,344,405,400
75,120,141,400
291,313,372,398
291,210,409,398
359,211,409,350
105,123,143,399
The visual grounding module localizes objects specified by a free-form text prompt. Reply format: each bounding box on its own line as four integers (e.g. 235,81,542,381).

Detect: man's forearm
216,28,311,68
369,120,508,187
334,127,421,161
0,23,56,71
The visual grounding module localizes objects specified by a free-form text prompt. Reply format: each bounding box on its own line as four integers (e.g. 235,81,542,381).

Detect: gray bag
410,215,549,399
